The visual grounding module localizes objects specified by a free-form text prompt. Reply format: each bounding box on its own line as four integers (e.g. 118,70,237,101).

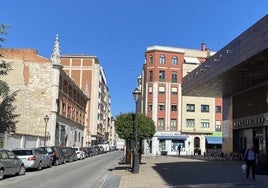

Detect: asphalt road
0,151,123,188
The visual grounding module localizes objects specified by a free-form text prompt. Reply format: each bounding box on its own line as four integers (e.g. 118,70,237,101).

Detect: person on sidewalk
177,144,181,156
243,145,258,182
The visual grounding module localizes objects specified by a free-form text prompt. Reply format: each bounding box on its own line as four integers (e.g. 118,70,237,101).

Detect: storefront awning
158,135,188,140
184,57,200,64
206,136,222,144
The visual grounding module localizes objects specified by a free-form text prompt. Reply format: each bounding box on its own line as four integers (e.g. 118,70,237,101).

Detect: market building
182,14,268,154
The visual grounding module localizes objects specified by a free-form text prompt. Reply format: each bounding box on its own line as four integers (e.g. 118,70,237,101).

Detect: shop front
152,132,188,156
205,135,223,156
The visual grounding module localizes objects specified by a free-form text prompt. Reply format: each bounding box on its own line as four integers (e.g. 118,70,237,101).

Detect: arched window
172,56,178,65
148,55,153,64
160,55,165,64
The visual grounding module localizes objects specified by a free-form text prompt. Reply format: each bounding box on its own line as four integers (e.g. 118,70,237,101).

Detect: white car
12,148,52,170
72,147,85,160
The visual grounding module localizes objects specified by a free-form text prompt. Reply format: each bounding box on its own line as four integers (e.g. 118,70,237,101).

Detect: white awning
159,86,165,92
171,87,178,92
184,57,200,64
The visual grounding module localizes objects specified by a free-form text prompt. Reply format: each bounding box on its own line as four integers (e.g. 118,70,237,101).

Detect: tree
0,23,18,133
0,24,11,96
0,91,18,133
115,112,156,141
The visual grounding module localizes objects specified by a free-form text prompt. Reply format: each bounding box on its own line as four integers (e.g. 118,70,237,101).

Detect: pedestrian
243,145,258,182
178,144,181,156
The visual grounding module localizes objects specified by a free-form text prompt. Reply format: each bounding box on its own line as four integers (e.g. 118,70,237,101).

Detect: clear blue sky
1,0,268,116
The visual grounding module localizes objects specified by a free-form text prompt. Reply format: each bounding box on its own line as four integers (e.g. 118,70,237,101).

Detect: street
0,151,123,188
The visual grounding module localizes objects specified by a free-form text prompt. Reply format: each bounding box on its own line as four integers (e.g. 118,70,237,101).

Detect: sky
1,0,268,116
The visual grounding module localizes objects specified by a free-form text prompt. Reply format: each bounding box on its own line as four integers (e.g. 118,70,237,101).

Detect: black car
38,146,65,166
62,147,77,162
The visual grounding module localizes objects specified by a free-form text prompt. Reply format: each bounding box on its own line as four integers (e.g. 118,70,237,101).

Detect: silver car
12,148,52,171
0,149,26,180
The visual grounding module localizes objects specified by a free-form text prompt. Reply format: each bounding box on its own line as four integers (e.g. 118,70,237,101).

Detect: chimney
201,43,206,51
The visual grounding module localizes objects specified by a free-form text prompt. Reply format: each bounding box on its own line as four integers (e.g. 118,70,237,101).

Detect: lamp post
44,115,49,146
132,87,141,174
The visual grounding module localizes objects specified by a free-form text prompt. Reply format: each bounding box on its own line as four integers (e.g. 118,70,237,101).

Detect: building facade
0,37,88,149
60,54,113,146
140,44,222,156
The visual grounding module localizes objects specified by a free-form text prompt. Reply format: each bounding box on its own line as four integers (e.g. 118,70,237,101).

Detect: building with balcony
60,54,112,146
139,44,222,156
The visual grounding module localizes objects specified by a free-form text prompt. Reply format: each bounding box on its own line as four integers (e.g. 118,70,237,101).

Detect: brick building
60,54,112,146
139,44,222,156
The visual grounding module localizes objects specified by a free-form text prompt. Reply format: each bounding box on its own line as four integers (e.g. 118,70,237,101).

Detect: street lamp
44,115,49,146
132,87,141,174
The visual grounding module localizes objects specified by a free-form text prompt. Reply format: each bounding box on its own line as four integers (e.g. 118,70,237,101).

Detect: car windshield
13,150,33,155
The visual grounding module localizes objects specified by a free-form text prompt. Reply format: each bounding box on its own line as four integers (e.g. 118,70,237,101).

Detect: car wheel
17,165,26,175
54,159,59,166
0,168,4,180
37,162,42,171
49,160,53,168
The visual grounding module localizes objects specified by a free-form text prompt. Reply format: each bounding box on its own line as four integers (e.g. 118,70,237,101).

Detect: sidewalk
103,155,268,188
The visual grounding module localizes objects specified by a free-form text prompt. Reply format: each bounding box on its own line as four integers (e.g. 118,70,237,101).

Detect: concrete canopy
182,14,268,98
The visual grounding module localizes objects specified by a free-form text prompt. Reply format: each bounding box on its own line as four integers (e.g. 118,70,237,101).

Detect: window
159,70,165,82
149,71,153,82
216,106,221,113
186,104,195,112
158,118,165,130
148,86,153,94
159,86,165,94
171,72,178,83
149,55,153,64
186,119,195,127
148,104,152,111
216,121,221,131
171,87,178,95
172,56,178,65
201,121,210,128
170,119,177,130
171,104,177,111
159,103,165,111
160,55,166,64
201,105,209,112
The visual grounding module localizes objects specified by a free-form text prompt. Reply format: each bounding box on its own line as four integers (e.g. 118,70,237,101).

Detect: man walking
178,144,181,156
243,145,258,182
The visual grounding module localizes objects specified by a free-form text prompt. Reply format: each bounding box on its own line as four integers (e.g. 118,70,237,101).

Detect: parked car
88,146,98,157
12,148,52,171
98,144,110,153
38,146,65,166
62,147,77,162
0,149,26,180
72,147,85,160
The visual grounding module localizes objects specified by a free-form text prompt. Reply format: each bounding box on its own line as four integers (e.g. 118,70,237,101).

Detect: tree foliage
0,23,18,133
115,112,156,141
0,91,19,133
